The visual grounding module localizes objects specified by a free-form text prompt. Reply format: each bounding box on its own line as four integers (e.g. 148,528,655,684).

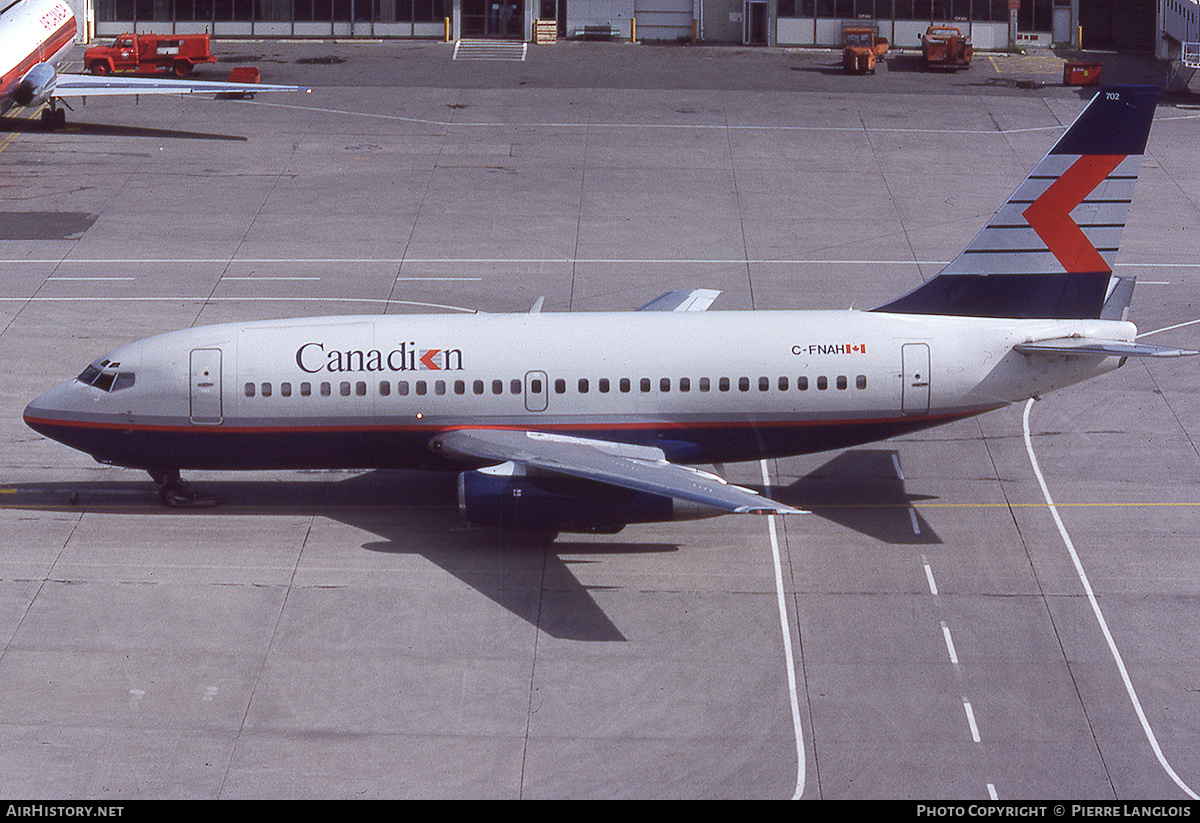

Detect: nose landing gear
150,468,217,508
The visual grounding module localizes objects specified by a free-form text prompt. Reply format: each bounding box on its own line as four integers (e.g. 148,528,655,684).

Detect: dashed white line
963,699,981,743
922,555,939,596
941,622,960,667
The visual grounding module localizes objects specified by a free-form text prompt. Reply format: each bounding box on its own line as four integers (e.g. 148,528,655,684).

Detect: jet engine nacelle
14,63,57,107
458,463,723,532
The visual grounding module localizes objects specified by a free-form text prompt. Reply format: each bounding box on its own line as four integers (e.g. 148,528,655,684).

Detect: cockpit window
76,362,135,392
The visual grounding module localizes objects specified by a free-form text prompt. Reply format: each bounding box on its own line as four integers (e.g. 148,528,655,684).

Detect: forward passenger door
189,348,223,425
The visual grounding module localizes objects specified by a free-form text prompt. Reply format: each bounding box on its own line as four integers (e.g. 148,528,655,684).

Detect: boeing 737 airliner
23,86,1197,531
1,0,307,128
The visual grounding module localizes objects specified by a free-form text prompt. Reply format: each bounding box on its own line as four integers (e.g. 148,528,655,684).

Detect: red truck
921,25,973,70
84,32,217,77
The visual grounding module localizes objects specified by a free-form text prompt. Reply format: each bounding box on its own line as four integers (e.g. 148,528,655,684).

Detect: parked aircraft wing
1014,338,1198,358
636,289,722,312
431,428,803,515
52,73,310,97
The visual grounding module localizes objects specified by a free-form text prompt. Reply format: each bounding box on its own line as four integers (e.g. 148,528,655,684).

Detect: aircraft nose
23,381,79,438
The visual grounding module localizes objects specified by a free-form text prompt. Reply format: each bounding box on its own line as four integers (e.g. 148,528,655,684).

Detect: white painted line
922,555,939,596
0,296,479,312
909,508,921,535
245,98,1052,133
1022,399,1198,800
4,256,1197,268
221,276,320,281
761,458,806,800
891,453,904,479
1137,317,1200,339
988,783,998,800
941,622,959,666
1,256,945,265
963,699,981,743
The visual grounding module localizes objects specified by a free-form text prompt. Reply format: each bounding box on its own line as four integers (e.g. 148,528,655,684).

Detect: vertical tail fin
874,86,1158,319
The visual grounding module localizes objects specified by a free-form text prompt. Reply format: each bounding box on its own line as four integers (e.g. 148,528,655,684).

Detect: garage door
634,0,693,40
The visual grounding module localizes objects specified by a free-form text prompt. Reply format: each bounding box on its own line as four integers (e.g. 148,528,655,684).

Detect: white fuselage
0,0,76,113
23,309,1132,473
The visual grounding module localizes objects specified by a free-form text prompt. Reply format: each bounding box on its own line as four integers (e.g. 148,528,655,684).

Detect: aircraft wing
431,428,803,515
52,73,310,97
636,289,721,312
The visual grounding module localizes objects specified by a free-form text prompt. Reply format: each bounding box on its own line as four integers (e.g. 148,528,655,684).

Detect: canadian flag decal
1022,154,1125,273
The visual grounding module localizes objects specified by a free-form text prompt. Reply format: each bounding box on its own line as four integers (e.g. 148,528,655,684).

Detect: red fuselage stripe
22,408,988,436
1,18,76,98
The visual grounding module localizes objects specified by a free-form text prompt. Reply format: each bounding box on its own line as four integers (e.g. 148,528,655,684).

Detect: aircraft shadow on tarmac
0,470,666,642
2,449,937,641
778,449,941,546
0,114,248,141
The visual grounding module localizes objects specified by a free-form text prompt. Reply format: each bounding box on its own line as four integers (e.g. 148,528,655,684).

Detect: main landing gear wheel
40,106,67,130
151,469,217,508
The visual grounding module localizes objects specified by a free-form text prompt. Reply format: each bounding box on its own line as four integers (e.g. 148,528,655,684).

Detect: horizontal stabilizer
1013,338,1198,358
